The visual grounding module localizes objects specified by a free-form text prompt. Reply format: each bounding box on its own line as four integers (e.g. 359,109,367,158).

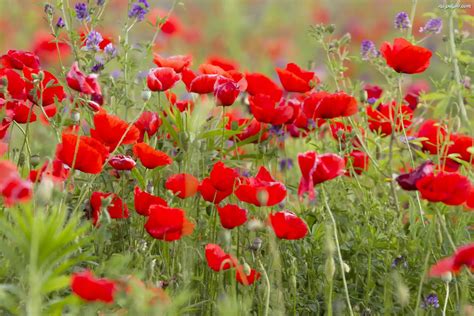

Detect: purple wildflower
367,97,377,105
96,0,106,5
419,18,442,34
84,30,103,51
56,17,65,28
74,2,90,21
104,43,117,58
91,63,104,73
361,40,378,60
421,294,440,309
278,158,293,171
394,12,411,30
128,0,150,21
391,255,408,269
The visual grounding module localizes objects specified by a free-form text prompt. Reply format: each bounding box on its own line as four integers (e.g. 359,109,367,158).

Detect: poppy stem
442,281,449,316
258,259,270,316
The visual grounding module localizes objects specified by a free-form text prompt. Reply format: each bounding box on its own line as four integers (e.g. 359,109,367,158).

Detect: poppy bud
214,76,240,106
30,154,41,167
141,90,151,101
441,272,452,283
250,237,263,251
242,262,251,276
146,67,180,92
325,257,335,281
36,176,54,205
71,110,81,122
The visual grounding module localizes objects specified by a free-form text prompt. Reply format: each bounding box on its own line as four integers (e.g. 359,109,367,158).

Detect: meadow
0,0,472,315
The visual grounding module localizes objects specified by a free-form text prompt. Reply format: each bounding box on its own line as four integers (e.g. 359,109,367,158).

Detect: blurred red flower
153,54,192,73
133,143,172,169
367,102,413,136
145,204,194,241
205,244,236,271
245,72,283,102
23,67,66,106
0,160,32,206
345,150,369,176
90,110,140,151
0,68,26,100
66,62,103,101
147,67,180,92
214,75,246,106
416,172,471,206
269,210,308,240
165,173,199,198
380,38,432,74
0,50,40,70
90,191,129,226
303,91,357,119
134,111,162,142
71,270,116,303
235,266,261,285
276,62,318,93
108,155,136,170
217,204,248,229
134,186,167,216
29,159,69,183
447,134,474,165
429,243,474,277
249,94,294,125
417,120,447,155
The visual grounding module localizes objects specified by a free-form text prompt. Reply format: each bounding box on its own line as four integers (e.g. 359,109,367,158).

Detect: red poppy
417,120,447,155
56,133,108,174
0,68,25,100
5,100,37,124
245,72,283,102
147,67,180,92
108,155,136,170
249,94,294,125
29,159,69,183
329,121,363,147
226,117,269,143
90,191,129,225
32,32,71,65
235,266,261,285
269,210,308,240
298,151,345,200
345,150,369,176
429,244,474,277
0,118,12,140
133,143,172,169
213,76,246,106
134,111,161,142
235,167,286,207
207,56,239,71
153,54,192,73
199,178,232,204
134,186,167,216
380,38,432,74
416,172,471,206
66,62,103,100
0,49,40,70
71,270,116,303
189,74,219,94
276,62,318,93
90,111,140,151
205,244,236,271
364,84,383,99
447,134,474,165
148,9,182,36
165,173,199,198
144,204,194,241
0,160,32,206
396,161,434,191
303,91,358,119
199,162,239,204
23,67,66,106
466,187,474,210
367,102,413,136
217,204,248,229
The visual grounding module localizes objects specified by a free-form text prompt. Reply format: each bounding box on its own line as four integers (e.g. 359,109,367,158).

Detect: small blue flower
104,43,117,58
361,40,378,61
419,18,442,34
75,2,90,21
278,158,293,171
128,0,150,21
394,12,411,30
91,63,104,73
84,30,103,51
56,17,65,28
421,293,440,309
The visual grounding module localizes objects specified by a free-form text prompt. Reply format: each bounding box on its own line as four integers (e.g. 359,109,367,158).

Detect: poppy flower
0,68,26,100
144,204,194,241
0,160,32,206
380,38,432,74
0,49,40,70
206,55,239,71
276,62,318,93
269,210,308,240
303,91,358,119
134,186,167,216
329,121,363,147
429,243,474,277
56,133,108,174
226,117,269,143
0,118,12,140
217,204,248,229
214,76,246,106
189,74,219,94
396,161,434,191
32,32,71,65
146,67,180,92
134,111,161,142
447,134,474,165
345,150,369,176
165,173,199,198
90,111,140,151
153,54,192,73
199,162,239,204
364,84,383,100
235,266,261,285
205,244,236,271
5,100,37,124
133,143,172,169
148,9,182,36
66,62,103,101
71,270,116,303
23,67,66,106
199,178,233,204
366,102,413,136
245,72,283,102
417,120,447,155
249,94,294,125
416,172,471,206
235,166,286,207
29,159,69,183
298,151,345,200
466,187,474,210
90,191,129,226
108,155,136,170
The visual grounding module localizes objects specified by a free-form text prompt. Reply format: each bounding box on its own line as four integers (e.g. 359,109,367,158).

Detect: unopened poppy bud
247,219,264,231
250,237,262,251
242,262,251,276
36,176,54,205
44,3,54,16
30,154,41,167
325,257,335,281
326,24,335,34
71,110,81,122
441,272,452,283
141,90,151,101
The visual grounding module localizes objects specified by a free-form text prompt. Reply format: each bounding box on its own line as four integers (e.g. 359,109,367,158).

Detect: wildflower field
0,0,473,315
